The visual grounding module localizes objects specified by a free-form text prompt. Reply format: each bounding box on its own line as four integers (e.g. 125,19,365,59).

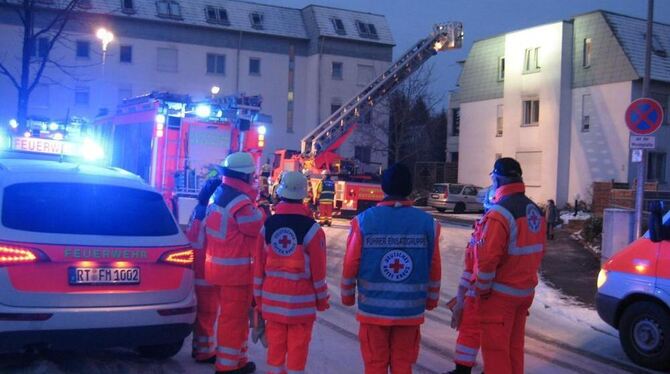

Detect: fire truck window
2,183,178,236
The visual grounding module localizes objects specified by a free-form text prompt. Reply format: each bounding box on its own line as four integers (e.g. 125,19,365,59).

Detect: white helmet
276,171,308,200
222,152,256,174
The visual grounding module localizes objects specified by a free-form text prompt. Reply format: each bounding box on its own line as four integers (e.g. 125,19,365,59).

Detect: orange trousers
215,285,252,372
454,296,480,367
478,293,533,374
266,320,314,373
192,284,219,360
359,323,421,374
318,202,333,221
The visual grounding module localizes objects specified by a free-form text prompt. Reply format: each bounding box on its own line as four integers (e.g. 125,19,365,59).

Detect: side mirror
648,201,664,243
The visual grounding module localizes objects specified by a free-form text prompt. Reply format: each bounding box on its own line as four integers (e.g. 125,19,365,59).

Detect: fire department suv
596,209,670,370
0,158,195,357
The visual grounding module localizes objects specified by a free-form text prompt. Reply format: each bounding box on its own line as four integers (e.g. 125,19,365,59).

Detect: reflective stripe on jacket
254,202,328,324
186,203,209,281
205,177,265,286
460,220,482,298
474,183,546,298
317,179,335,202
341,200,441,326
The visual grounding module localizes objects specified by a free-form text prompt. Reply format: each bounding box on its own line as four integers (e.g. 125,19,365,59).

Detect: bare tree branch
0,61,20,89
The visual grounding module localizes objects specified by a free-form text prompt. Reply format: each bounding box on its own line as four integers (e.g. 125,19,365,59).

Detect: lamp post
96,28,114,117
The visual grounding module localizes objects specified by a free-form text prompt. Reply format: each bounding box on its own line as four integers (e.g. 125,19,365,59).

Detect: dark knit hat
382,163,413,197
492,157,522,178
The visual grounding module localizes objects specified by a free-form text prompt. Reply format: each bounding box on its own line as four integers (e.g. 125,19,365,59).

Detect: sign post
625,97,664,237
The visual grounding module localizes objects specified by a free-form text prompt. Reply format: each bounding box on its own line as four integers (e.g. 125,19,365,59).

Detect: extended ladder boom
300,22,463,158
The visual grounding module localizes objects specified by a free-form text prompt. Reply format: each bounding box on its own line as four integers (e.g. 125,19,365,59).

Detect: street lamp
96,28,114,53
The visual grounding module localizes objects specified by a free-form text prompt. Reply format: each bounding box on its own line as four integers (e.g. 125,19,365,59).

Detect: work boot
444,363,472,374
195,355,216,364
215,361,256,374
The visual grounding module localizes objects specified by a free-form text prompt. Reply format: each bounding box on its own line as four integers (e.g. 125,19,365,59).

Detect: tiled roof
303,5,394,45
603,11,670,83
3,0,393,44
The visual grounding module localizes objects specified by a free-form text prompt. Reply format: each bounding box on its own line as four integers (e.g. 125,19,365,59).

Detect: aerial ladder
299,22,464,171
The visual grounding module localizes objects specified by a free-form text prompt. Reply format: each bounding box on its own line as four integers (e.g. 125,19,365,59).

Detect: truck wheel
454,202,466,214
619,301,670,371
137,339,184,359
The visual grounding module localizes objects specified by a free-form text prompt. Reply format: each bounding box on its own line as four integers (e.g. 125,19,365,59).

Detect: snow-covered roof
2,0,393,45
603,11,670,83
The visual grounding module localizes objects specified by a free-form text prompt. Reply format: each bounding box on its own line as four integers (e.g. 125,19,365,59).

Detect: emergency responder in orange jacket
205,152,266,374
341,163,442,374
445,188,495,374
315,171,335,226
474,158,546,374
253,171,329,374
186,177,223,363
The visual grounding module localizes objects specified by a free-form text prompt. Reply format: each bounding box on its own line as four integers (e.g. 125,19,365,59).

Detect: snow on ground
1,218,659,374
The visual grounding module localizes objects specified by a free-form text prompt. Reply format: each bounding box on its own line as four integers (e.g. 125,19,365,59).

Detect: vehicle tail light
159,248,194,267
0,245,48,266
157,306,196,316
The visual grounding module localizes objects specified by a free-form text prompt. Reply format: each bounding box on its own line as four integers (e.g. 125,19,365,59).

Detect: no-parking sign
625,98,664,135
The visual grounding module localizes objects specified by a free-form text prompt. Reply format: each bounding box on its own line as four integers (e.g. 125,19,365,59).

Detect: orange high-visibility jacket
474,183,546,298
254,202,329,324
459,220,482,298
186,204,210,285
205,177,265,286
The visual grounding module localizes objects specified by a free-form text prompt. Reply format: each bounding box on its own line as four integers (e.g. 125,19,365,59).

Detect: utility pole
634,0,654,237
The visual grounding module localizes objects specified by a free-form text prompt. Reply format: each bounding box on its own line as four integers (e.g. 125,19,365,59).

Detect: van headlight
597,269,608,289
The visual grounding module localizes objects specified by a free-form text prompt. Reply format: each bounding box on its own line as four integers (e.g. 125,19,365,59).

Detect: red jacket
474,183,546,298
205,177,265,286
185,206,210,285
459,220,482,298
253,202,328,324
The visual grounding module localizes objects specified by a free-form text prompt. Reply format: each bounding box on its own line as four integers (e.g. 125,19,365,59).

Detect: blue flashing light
257,125,267,135
81,138,104,162
195,104,212,118
48,122,59,131
155,114,166,124
9,119,18,129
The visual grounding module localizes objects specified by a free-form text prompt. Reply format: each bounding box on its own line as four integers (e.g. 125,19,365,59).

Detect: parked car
596,205,670,370
0,158,195,358
427,183,484,213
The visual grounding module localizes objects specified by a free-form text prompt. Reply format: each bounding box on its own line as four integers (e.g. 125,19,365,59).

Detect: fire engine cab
96,92,270,224
596,205,670,370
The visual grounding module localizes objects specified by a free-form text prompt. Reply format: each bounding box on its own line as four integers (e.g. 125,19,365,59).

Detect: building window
330,100,341,114
644,33,668,58
450,152,459,163
331,62,343,80
31,37,49,58
205,6,229,25
355,146,371,163
331,18,346,35
357,64,375,86
249,57,261,76
496,104,503,137
75,86,90,106
250,12,264,29
522,99,540,126
581,94,592,132
157,47,178,72
206,53,225,75
287,44,295,133
497,56,505,81
121,0,135,13
451,108,460,136
76,40,90,59
120,45,132,63
156,1,182,19
583,38,592,68
355,20,378,39
523,47,540,73
647,152,666,183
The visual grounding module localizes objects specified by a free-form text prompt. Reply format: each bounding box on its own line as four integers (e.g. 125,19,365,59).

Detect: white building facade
453,11,670,206
0,0,394,167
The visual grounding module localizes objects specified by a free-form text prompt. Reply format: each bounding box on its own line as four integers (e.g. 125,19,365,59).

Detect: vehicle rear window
449,184,464,194
432,185,447,193
2,183,178,236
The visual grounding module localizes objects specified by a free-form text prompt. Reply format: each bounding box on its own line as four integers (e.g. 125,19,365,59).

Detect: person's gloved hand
317,297,330,311
450,300,464,330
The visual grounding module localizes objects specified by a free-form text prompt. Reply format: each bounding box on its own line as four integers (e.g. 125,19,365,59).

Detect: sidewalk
540,228,601,307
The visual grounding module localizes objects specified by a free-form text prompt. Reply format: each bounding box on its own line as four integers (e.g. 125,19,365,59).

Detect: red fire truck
271,23,463,215
96,92,270,224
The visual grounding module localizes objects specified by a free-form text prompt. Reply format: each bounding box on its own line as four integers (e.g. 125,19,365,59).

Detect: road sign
630,135,656,149
625,98,664,135
632,149,643,163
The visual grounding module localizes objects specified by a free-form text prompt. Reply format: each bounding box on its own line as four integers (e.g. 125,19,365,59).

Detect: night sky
255,0,670,109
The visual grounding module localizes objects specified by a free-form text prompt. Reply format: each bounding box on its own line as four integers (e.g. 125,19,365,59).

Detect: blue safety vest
356,204,435,320
319,180,335,202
